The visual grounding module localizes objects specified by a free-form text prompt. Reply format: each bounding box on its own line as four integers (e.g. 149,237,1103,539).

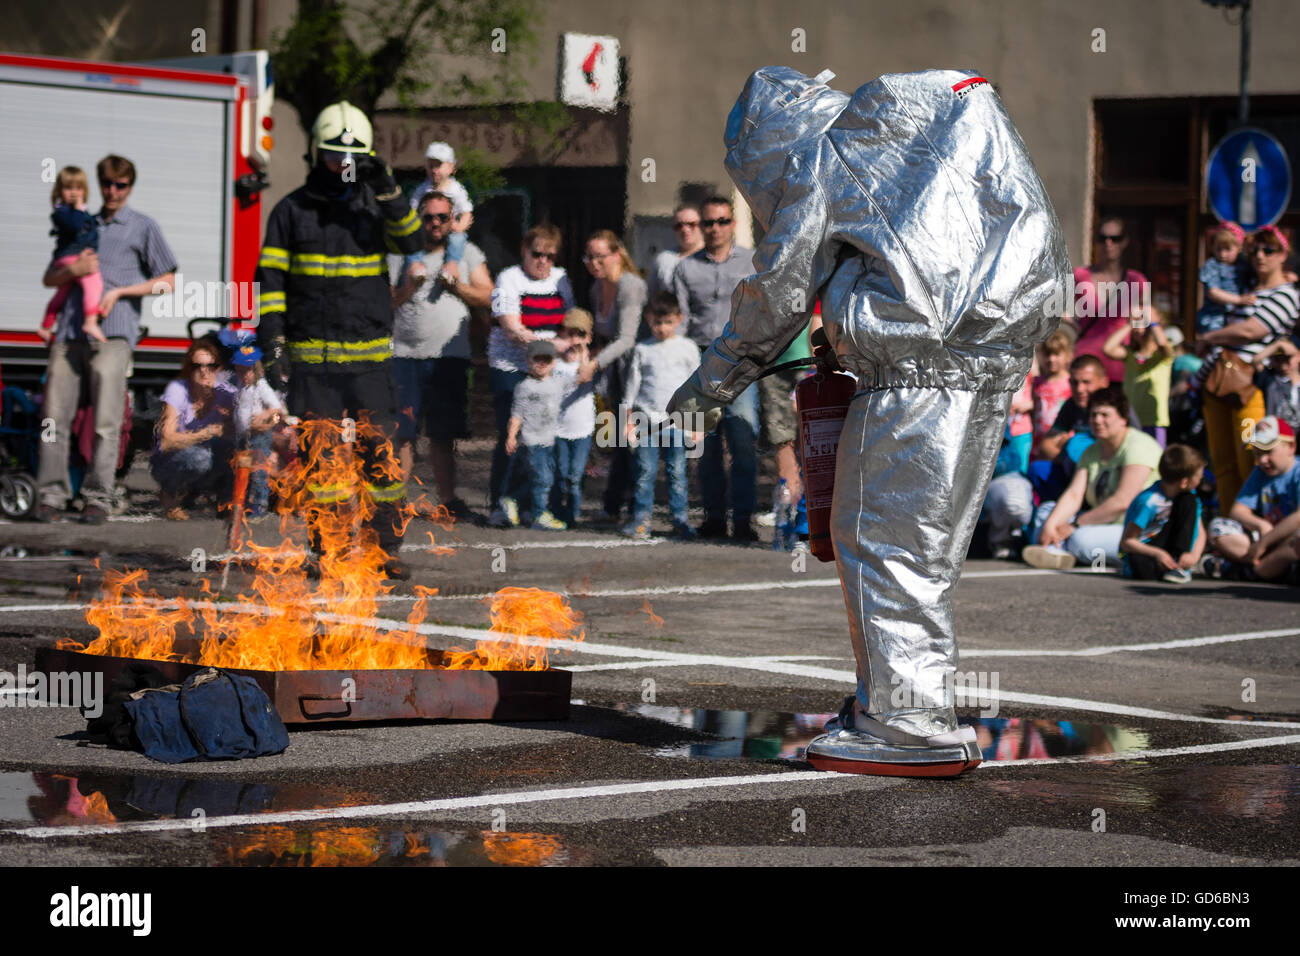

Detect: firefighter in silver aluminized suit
670,67,1069,776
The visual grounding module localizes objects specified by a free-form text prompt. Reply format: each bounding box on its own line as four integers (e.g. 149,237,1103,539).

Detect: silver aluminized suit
696,67,1069,738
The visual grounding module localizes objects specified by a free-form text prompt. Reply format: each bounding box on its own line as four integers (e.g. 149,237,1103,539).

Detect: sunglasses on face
100,180,132,192
1253,245,1283,256
193,361,219,371
701,217,732,228
530,355,554,364
528,249,556,261
583,251,615,262
421,212,451,223
673,220,700,230
1097,233,1124,243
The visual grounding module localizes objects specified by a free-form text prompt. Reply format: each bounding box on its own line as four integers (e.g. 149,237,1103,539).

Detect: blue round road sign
1206,128,1291,231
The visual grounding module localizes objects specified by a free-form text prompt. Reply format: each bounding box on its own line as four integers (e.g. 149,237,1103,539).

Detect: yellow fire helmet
310,100,374,162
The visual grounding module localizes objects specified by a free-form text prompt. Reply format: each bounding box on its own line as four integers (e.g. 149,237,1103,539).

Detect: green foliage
453,147,506,200
272,0,545,148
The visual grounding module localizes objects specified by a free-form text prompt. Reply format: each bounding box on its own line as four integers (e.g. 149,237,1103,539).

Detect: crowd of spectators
24,149,1300,586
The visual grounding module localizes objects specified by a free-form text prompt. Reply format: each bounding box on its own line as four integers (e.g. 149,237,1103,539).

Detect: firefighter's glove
667,370,726,434
265,338,290,388
355,154,401,200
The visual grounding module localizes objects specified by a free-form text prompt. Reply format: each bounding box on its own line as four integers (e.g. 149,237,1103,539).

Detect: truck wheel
0,474,36,519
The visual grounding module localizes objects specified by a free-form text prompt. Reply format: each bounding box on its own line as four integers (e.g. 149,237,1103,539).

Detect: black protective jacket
255,168,421,365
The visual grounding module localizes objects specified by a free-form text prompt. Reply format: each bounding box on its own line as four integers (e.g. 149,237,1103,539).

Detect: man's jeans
489,368,528,509
633,434,688,525
699,382,758,522
37,338,131,511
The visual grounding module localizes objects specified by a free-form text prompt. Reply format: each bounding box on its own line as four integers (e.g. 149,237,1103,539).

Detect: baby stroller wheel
0,474,36,519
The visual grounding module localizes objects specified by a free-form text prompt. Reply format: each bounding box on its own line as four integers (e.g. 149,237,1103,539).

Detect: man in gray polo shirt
672,195,759,540
35,155,178,524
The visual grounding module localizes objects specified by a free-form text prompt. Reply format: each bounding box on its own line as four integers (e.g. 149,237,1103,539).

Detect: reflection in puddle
987,765,1300,824
0,771,363,827
216,826,580,867
1,772,588,866
612,704,1150,763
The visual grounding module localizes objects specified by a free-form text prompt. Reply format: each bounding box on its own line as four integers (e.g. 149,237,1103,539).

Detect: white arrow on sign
1239,141,1260,226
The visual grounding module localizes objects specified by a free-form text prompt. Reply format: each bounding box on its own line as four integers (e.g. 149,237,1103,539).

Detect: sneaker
487,508,509,528
33,504,61,523
697,517,727,539
620,519,651,541
444,498,472,521
1022,544,1076,570
671,520,697,541
991,546,1013,561
500,497,519,527
731,517,759,544
1198,554,1224,579
756,510,777,528
532,511,567,531
1161,568,1192,585
80,505,108,525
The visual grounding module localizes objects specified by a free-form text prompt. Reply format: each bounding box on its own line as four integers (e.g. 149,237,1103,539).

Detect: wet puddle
985,764,1300,823
0,771,587,865
609,704,1150,763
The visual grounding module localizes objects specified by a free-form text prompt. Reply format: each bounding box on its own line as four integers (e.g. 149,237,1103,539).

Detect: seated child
1205,416,1300,582
1120,444,1206,583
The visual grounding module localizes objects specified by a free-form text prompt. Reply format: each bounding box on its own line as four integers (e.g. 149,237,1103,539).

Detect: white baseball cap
425,142,456,164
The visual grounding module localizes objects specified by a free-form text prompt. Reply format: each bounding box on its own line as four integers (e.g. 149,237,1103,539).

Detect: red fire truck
0,51,273,391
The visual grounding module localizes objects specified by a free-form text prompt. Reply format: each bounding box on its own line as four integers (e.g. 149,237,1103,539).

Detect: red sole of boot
806,754,982,778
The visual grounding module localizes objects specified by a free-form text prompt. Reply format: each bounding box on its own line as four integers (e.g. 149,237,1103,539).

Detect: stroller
0,386,39,519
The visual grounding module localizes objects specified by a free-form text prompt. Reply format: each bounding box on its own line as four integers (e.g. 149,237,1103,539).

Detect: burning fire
480,831,565,866
60,418,583,671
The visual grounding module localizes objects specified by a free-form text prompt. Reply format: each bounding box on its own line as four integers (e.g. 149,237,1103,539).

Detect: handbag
1203,351,1258,407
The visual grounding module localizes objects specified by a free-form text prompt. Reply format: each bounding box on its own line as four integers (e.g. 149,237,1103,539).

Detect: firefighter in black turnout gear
255,101,422,578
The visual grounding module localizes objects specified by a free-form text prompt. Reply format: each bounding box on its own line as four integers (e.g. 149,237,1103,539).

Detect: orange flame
639,597,664,629
480,831,565,866
60,419,582,671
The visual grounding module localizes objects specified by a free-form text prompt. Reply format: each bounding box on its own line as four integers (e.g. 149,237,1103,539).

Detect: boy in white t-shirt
229,343,286,517
407,141,474,284
551,309,598,526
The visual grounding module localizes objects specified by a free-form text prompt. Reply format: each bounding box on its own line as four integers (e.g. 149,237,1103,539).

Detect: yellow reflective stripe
385,210,420,238
258,246,290,270
258,290,286,316
288,253,385,277
364,481,406,503
307,481,357,504
286,338,392,365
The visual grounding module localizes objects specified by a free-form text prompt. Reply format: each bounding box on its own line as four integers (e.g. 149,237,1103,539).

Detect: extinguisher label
801,409,849,510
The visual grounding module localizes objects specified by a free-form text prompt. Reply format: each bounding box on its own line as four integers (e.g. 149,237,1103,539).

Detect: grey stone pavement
0,438,1296,871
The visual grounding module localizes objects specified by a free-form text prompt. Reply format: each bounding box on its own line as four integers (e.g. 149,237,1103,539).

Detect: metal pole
1239,0,1251,124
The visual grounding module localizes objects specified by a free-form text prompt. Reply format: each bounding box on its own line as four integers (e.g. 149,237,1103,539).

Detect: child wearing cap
1251,335,1300,434
408,142,475,284
230,343,286,517
504,338,566,529
1204,416,1300,581
551,309,598,526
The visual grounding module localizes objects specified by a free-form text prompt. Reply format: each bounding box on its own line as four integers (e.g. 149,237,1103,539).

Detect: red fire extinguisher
796,328,857,562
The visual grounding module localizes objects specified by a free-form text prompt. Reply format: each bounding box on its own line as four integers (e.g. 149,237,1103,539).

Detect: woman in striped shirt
1197,226,1299,512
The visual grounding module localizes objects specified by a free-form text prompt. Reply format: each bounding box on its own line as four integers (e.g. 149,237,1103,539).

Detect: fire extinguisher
795,328,857,563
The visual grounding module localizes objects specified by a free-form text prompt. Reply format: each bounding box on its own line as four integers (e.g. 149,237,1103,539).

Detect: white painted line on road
961,628,1300,657
9,733,1300,841
401,538,664,553
565,654,840,673
991,733,1300,767
4,770,848,839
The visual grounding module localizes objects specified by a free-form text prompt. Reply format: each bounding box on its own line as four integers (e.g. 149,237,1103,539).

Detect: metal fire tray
35,647,571,725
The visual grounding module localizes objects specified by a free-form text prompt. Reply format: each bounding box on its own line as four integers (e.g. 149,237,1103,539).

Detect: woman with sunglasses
1195,226,1300,511
1070,216,1151,384
581,229,647,521
487,224,575,524
149,339,235,520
